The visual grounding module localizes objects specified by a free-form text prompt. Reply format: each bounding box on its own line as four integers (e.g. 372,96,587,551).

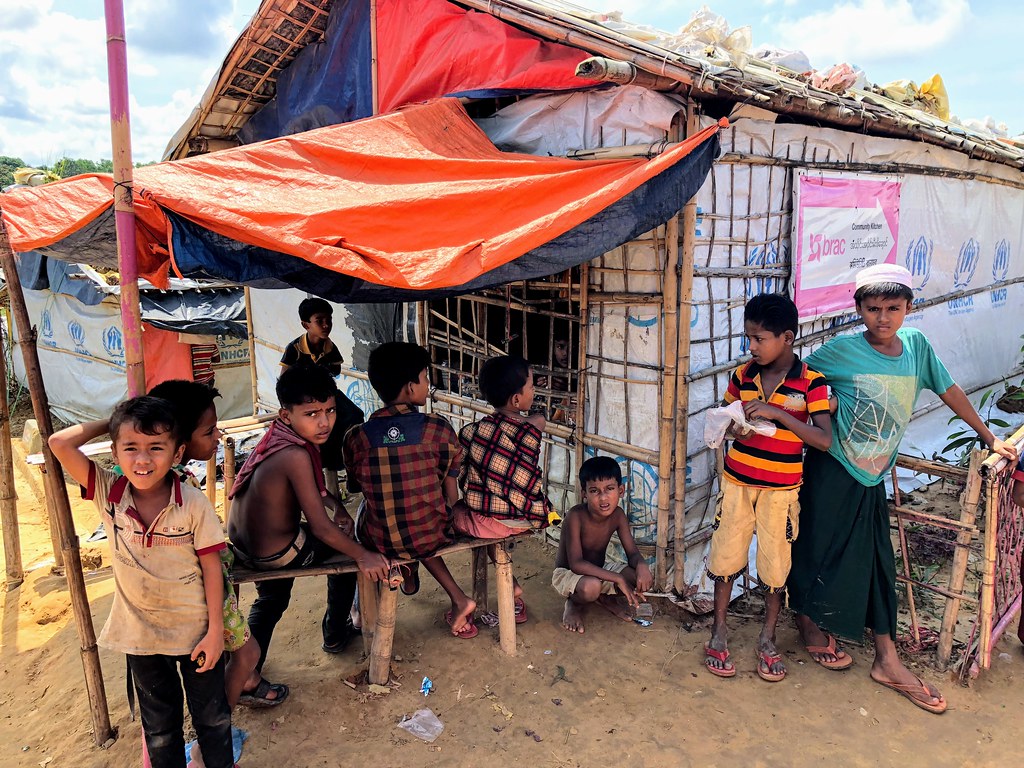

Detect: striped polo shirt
722,356,829,489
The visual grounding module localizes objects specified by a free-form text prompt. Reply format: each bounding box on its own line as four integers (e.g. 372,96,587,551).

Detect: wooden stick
0,222,113,745
0,327,22,586
222,436,236,526
472,547,489,613
573,263,590,499
368,584,396,685
978,475,999,669
357,574,378,655
891,469,920,645
494,541,516,656
206,455,217,507
243,287,258,416
894,454,969,483
656,216,679,590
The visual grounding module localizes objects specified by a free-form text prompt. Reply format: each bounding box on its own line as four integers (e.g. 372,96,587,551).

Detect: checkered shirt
458,413,553,526
344,403,463,559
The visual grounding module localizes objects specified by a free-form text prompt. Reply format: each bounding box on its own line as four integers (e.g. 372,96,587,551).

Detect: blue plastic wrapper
420,676,433,696
634,618,652,627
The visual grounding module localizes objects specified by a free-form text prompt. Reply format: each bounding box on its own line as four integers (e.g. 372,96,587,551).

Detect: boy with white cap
787,263,1018,714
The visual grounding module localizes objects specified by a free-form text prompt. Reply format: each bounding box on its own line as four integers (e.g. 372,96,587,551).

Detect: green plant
939,389,1011,466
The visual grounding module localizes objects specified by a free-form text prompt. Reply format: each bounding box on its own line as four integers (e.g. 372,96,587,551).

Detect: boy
280,297,343,376
149,379,281,709
279,296,363,475
554,456,653,634
789,264,1018,713
455,355,556,622
50,398,233,768
704,294,832,682
344,342,478,638
228,365,389,676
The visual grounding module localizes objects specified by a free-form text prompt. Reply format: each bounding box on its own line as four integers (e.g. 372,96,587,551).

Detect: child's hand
334,513,355,537
743,400,781,423
355,549,391,582
634,562,654,594
191,630,224,674
989,438,1019,462
526,412,546,431
616,576,640,608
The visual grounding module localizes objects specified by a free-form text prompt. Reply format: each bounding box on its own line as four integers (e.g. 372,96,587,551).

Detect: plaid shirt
458,413,553,526
344,403,463,559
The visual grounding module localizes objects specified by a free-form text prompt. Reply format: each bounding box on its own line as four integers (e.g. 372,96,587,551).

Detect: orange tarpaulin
1,99,722,294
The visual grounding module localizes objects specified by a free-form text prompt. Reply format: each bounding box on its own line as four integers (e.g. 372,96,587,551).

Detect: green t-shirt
806,327,955,487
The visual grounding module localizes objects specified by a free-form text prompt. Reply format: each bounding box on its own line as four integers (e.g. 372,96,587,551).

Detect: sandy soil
1,439,1022,768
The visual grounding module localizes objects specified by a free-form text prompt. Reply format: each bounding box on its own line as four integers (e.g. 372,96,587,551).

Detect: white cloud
772,0,970,68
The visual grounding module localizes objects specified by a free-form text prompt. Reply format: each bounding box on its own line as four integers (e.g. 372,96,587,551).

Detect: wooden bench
230,536,518,685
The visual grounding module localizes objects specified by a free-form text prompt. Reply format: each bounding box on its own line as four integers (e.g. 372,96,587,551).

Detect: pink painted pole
104,0,146,396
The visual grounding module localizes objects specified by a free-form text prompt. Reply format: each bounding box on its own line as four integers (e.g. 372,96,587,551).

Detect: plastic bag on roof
811,63,863,93
668,5,751,67
918,74,949,120
752,46,812,74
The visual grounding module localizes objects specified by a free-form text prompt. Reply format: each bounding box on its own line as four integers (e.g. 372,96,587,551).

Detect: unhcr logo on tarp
40,310,57,349
949,238,980,316
102,326,125,366
68,320,89,354
991,239,1010,308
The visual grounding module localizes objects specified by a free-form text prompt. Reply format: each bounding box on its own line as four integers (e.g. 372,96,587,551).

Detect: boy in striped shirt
704,294,832,682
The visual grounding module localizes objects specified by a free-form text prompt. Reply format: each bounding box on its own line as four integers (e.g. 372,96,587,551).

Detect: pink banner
793,172,902,319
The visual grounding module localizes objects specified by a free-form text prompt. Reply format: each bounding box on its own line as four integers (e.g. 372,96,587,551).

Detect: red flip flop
514,596,528,624
703,642,736,678
444,610,479,639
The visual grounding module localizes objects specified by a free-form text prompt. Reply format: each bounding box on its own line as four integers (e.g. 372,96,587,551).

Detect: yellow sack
917,74,950,121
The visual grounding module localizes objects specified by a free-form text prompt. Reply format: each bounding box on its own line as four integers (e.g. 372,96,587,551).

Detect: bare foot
561,599,586,633
447,596,477,636
597,594,632,621
795,614,848,666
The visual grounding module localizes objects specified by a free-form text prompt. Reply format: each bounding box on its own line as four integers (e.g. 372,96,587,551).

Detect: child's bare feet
596,594,632,621
446,596,477,636
704,624,735,677
561,599,586,633
756,631,786,682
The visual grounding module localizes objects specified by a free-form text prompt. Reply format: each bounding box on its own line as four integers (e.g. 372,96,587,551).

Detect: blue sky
1,0,1019,167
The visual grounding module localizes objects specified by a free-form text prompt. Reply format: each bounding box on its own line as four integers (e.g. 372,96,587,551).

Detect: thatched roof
164,0,1024,171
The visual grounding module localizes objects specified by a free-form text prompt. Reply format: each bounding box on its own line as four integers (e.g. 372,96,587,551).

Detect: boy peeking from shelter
50,398,234,768
228,364,389,677
554,456,653,634
343,342,479,638
703,293,832,683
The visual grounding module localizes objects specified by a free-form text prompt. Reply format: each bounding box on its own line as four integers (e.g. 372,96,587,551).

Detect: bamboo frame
243,287,258,416
891,468,921,645
0,223,113,745
979,475,999,668
573,264,590,494
656,218,679,589
0,324,21,587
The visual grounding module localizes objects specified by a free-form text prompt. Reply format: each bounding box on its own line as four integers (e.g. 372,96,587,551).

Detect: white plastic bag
703,401,777,449
397,708,444,743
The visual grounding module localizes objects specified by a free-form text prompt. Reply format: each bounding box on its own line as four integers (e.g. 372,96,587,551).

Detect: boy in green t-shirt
788,263,1018,715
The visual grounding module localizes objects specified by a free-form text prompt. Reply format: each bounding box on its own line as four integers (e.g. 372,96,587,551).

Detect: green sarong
787,448,897,641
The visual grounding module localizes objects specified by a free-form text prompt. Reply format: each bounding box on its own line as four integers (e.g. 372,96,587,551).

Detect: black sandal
238,678,289,708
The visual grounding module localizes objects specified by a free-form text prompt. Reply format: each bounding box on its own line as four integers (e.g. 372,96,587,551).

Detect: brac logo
953,238,980,290
904,236,933,290
102,326,124,359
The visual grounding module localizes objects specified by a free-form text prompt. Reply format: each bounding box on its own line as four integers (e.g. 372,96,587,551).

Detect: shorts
706,480,799,592
551,561,626,598
452,506,533,539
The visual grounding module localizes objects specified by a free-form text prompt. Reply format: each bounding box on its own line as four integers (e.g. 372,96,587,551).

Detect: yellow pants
706,480,799,592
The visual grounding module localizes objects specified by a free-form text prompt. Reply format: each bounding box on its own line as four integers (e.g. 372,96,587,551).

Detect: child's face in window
553,339,570,368
281,396,337,445
302,312,333,343
583,477,624,518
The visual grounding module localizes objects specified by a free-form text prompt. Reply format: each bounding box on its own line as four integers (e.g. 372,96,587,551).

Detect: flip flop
399,563,421,596
444,610,479,639
238,678,289,708
514,596,528,624
755,649,787,682
872,673,947,714
703,642,736,678
805,633,853,670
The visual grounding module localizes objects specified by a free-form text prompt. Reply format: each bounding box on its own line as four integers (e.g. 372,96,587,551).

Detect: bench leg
494,541,516,657
357,573,378,656
368,585,398,685
472,547,489,613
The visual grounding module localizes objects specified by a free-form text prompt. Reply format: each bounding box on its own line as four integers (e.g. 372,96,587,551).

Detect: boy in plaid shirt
344,342,479,638
454,355,557,624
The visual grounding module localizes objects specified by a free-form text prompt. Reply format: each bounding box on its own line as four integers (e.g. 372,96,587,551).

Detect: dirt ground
1,434,1022,768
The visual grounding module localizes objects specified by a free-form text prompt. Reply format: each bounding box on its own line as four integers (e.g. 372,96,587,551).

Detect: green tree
0,155,26,188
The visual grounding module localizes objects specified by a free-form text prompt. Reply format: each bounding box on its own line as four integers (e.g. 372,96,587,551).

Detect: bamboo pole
0,326,22,587
572,263,590,494
656,219,679,590
368,583,396,685
243,287,258,417
673,196,699,594
206,456,218,507
891,469,921,645
494,541,517,656
222,436,236,526
357,575,378,655
978,475,999,669
0,223,113,745
472,548,489,613
103,0,145,397
933,446,982,671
